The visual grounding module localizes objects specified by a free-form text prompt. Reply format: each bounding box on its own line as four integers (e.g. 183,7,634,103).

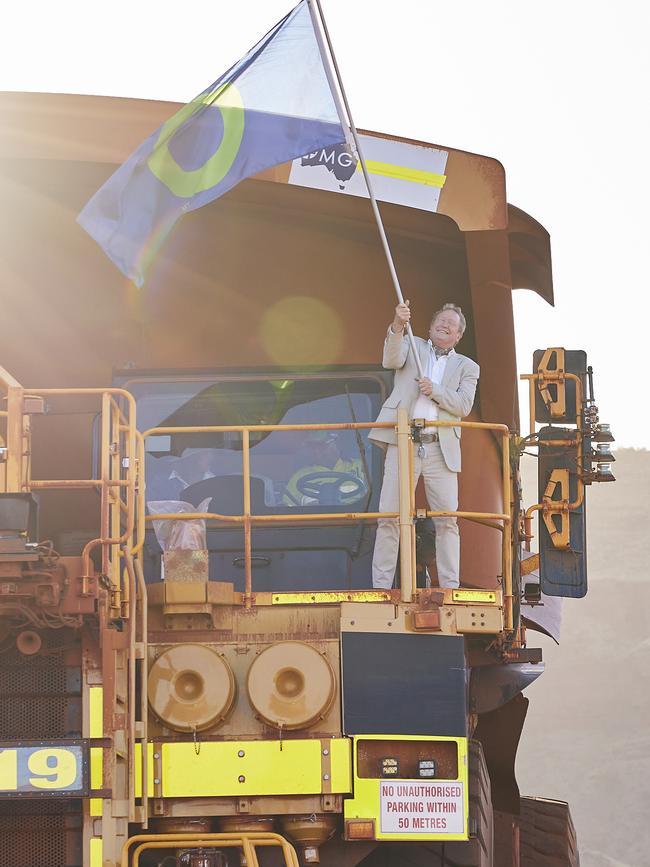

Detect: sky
2,0,649,447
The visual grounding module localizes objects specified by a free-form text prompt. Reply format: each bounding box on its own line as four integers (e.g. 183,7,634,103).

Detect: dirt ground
516,448,650,867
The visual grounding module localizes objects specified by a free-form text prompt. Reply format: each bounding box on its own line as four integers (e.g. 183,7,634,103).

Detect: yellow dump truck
0,92,614,866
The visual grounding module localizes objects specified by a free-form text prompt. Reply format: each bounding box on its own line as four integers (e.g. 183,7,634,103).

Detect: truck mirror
532,348,587,424
537,426,587,598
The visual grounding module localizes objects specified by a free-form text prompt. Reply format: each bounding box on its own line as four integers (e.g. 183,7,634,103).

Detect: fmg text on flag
78,0,347,286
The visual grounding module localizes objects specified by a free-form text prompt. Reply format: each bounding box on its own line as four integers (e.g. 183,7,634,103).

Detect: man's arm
428,360,480,418
382,301,411,370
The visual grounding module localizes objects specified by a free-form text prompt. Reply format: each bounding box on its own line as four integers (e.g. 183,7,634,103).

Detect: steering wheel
295,471,368,506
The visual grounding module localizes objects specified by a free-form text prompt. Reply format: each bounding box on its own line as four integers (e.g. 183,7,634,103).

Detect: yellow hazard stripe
272,590,391,605
89,687,103,817
157,739,351,797
451,589,497,603
360,160,447,188
90,837,103,867
134,742,156,799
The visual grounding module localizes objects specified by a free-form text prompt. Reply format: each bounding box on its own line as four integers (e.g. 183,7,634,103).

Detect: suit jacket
369,328,480,472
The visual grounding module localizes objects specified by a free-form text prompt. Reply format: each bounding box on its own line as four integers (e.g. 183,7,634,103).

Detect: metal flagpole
306,0,424,379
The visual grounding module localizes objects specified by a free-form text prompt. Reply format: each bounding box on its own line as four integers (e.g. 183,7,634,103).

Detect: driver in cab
283,431,366,507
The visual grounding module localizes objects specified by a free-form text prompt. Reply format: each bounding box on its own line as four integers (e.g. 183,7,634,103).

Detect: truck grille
0,629,83,865
0,800,82,867
0,629,81,738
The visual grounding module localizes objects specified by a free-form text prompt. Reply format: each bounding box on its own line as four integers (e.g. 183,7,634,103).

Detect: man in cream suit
369,301,479,589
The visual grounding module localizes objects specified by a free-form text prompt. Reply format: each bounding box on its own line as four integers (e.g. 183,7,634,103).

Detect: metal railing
0,365,29,493
28,387,139,608
122,832,300,867
420,417,512,627
0,368,147,824
520,369,584,437
1,368,141,606
2,366,513,621
143,409,514,626
1,369,514,820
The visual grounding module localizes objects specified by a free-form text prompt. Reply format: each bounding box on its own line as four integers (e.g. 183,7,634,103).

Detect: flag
78,1,347,286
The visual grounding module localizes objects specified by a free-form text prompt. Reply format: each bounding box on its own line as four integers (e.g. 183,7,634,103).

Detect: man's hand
391,300,411,333
418,376,433,397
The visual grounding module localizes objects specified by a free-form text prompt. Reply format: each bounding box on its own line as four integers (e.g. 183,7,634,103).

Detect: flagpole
306,0,424,379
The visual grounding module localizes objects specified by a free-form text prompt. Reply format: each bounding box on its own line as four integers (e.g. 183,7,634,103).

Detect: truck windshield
126,373,385,515
122,373,387,590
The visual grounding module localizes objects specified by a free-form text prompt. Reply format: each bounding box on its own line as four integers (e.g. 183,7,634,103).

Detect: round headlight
246,641,335,730
148,644,236,732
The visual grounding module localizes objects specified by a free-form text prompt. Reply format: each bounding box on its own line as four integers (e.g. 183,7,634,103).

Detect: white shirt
411,343,455,421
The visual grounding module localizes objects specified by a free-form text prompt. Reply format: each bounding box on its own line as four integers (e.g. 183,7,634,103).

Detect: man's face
429,310,462,350
307,435,339,468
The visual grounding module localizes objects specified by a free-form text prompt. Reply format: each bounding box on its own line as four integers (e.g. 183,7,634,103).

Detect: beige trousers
372,442,460,589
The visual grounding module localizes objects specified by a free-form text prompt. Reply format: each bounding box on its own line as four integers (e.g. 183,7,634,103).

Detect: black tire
519,796,579,867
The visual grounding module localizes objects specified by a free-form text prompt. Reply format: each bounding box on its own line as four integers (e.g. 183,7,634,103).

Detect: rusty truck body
0,91,612,866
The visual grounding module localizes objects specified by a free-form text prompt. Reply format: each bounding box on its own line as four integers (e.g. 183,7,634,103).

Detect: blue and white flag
78,1,347,286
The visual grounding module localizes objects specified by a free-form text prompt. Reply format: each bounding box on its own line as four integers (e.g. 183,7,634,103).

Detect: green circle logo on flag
148,83,245,198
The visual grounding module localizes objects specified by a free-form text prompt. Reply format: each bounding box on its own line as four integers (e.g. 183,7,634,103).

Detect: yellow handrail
2,380,27,492
122,832,300,867
520,371,584,437
1,383,141,613
2,372,513,625
419,418,512,628
143,415,513,620
0,372,150,826
0,365,22,389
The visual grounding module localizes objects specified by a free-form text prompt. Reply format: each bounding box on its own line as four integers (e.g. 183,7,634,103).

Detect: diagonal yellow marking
359,160,447,188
